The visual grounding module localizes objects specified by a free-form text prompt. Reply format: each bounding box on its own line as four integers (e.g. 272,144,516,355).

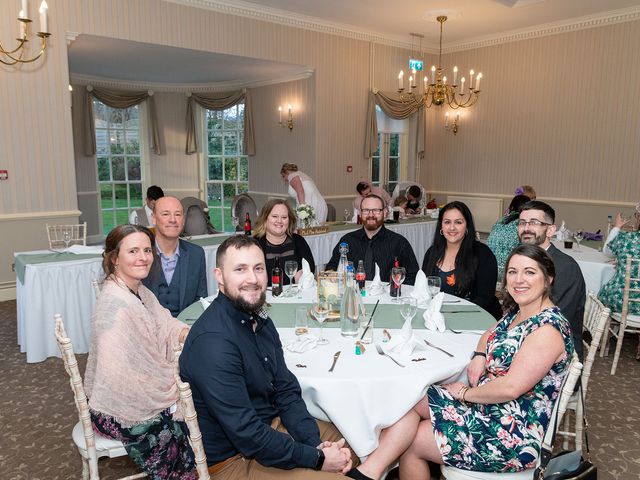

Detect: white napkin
367,263,385,296
410,270,430,308
67,244,104,254
384,317,429,357
423,292,446,332
285,334,319,353
199,293,218,310
299,258,315,289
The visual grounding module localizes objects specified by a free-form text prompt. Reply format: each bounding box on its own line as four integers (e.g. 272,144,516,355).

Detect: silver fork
375,344,405,367
449,329,482,335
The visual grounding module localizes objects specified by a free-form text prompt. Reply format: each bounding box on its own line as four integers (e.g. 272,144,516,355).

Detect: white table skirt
551,240,615,294
281,326,478,457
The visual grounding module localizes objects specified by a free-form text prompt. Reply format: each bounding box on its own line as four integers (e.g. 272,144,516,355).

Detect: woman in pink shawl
84,224,195,479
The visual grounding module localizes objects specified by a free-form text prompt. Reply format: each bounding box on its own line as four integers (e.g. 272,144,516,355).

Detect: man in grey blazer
518,200,586,359
142,196,208,317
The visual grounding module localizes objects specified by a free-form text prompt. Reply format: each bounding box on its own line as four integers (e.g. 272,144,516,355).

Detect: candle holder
2,1,51,66
278,104,294,132
444,112,459,135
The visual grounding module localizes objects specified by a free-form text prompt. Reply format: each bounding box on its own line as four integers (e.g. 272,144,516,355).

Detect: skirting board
0,284,16,302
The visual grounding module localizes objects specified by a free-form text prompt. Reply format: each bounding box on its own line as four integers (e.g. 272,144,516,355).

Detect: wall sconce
278,104,294,132
444,111,459,135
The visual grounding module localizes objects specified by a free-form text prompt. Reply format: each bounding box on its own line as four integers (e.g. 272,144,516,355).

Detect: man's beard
227,288,266,313
519,229,546,246
363,217,383,231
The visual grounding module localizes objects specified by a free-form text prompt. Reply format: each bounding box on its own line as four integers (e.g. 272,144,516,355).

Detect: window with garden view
204,103,248,232
94,101,142,235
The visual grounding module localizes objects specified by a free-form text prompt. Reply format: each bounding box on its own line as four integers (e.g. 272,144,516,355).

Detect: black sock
346,467,374,480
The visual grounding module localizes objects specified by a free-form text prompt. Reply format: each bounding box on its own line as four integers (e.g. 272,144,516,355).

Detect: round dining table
178,284,496,458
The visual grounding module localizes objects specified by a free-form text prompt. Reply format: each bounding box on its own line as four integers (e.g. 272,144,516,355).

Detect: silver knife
328,351,341,372
423,339,454,358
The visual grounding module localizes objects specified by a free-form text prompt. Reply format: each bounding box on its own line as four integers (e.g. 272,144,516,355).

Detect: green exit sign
409,59,423,71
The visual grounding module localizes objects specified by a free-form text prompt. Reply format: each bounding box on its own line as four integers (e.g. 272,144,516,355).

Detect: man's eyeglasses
517,219,551,227
361,208,384,215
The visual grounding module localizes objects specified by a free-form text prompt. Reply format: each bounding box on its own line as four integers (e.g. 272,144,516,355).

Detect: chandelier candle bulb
288,104,292,119
19,11,26,36
443,76,447,85
475,73,482,91
431,65,436,83
445,112,449,127
398,71,404,90
460,77,465,95
278,106,282,123
39,0,47,33
453,66,458,85
21,0,28,18
412,68,417,87
469,70,475,89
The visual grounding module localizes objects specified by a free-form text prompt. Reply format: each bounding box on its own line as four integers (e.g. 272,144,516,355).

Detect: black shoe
346,467,374,480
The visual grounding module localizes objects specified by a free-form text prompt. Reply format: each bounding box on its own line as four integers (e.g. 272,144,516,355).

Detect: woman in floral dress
347,244,573,480
598,209,640,360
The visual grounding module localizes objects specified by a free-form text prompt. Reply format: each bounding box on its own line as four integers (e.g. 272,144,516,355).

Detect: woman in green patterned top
598,209,640,360
347,245,573,480
487,195,531,277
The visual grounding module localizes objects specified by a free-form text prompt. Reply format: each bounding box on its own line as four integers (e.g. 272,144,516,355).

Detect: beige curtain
363,90,426,160
185,89,255,156
83,86,162,156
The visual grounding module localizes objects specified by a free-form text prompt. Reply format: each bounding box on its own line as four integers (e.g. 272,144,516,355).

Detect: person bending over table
143,196,208,317
281,162,328,224
422,201,502,319
326,194,419,285
347,244,574,480
179,235,356,479
254,198,315,286
84,224,195,479
599,208,640,360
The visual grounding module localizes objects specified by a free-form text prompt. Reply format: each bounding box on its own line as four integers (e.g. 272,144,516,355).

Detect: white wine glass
284,260,298,297
231,216,239,231
62,229,72,251
400,297,417,324
313,299,330,345
574,230,584,251
343,209,351,222
391,266,406,303
427,276,441,298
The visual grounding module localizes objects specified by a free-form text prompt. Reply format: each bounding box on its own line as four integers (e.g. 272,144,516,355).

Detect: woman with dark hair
84,224,196,479
487,194,531,277
348,244,574,480
422,201,502,319
254,198,315,286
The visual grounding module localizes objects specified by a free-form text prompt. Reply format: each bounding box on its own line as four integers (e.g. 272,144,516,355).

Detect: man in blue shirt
180,235,356,478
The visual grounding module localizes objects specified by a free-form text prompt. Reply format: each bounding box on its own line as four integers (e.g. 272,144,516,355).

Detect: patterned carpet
1,299,639,479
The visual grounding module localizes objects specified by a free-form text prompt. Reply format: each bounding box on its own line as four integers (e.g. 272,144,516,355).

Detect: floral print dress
598,231,640,315
487,215,520,279
428,307,574,472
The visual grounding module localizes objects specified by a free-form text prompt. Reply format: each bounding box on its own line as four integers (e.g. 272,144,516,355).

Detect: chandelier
397,15,482,109
1,1,50,66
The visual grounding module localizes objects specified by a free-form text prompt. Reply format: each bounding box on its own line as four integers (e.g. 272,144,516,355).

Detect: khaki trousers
211,420,359,479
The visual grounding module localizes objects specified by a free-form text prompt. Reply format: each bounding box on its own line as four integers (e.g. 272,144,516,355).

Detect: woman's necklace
127,286,143,304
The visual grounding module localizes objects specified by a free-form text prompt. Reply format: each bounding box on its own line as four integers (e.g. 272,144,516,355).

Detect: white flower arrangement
296,204,316,228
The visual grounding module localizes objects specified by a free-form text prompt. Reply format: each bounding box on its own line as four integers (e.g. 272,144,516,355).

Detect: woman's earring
440,229,443,235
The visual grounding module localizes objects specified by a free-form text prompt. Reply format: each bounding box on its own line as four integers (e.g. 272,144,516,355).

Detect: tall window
204,103,248,232
94,101,143,234
372,133,401,195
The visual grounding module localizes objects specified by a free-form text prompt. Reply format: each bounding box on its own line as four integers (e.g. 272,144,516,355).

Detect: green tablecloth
14,252,102,283
178,300,493,331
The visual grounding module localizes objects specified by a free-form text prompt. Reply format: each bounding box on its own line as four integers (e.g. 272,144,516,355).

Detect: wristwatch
470,351,486,360
314,449,325,471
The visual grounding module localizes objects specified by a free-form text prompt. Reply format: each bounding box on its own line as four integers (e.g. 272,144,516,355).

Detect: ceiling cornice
164,0,640,53
69,69,314,92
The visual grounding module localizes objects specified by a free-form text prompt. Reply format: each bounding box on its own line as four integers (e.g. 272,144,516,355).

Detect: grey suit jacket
548,244,586,359
143,238,208,316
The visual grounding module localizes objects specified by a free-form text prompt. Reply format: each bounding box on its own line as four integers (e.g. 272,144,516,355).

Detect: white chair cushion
72,422,128,458
441,465,535,479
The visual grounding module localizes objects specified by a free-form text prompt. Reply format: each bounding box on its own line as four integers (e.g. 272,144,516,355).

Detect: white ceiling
68,0,640,86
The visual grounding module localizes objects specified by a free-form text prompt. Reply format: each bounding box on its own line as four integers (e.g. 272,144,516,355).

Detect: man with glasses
517,200,586,358
326,194,419,285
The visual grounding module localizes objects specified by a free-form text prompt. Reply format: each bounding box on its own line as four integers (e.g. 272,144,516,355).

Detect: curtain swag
83,86,163,156
364,90,426,160
185,89,255,156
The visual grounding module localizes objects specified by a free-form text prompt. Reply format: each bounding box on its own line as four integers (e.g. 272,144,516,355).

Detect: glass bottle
355,260,366,293
244,212,251,235
340,266,361,337
336,242,349,298
271,257,282,297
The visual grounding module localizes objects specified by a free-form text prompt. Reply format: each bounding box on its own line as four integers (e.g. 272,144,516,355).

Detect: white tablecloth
551,240,615,294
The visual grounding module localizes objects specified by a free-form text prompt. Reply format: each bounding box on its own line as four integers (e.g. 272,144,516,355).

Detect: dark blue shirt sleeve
186,333,320,469
196,249,208,299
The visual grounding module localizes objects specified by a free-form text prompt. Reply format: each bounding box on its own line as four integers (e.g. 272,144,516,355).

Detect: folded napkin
384,317,429,357
423,292,445,332
410,270,430,308
299,258,315,290
67,244,104,254
285,334,319,353
367,263,385,296
199,293,218,310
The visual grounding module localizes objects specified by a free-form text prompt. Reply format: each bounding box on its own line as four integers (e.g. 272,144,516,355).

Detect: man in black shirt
326,194,419,285
179,235,356,478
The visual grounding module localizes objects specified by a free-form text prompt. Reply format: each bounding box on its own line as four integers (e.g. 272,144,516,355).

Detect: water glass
295,306,309,336
62,229,72,250
400,297,417,324
313,299,330,345
391,266,406,303
343,209,351,222
359,313,373,344
284,260,298,296
427,276,441,298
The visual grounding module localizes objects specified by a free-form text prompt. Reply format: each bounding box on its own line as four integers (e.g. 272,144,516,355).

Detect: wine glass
343,209,351,222
400,297,417,324
427,276,441,298
313,298,330,345
391,266,406,303
62,229,72,250
231,216,239,232
574,230,584,251
284,260,298,297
